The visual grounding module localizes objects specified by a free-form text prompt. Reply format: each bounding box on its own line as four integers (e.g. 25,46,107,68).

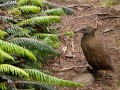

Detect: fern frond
33,33,58,40
17,0,44,7
0,30,8,39
45,8,66,16
0,83,6,90
9,38,59,56
43,1,59,9
0,1,16,9
25,69,83,87
0,40,37,61
14,5,41,14
17,0,28,6
0,16,13,22
16,16,61,26
15,81,56,90
45,8,73,16
0,48,15,63
0,64,29,78
21,60,42,69
42,37,60,48
43,2,74,15
0,0,15,4
6,26,30,37
43,27,60,34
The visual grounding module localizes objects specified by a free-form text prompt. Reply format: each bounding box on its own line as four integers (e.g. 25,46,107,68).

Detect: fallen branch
59,66,84,72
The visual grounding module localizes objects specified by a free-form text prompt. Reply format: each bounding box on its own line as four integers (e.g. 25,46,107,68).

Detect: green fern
0,48,15,64
0,64,29,78
0,16,13,22
6,26,30,37
42,37,60,48
17,0,44,7
25,69,83,87
0,1,16,9
12,5,41,14
16,16,61,26
0,30,8,39
45,8,66,16
0,40,37,61
45,8,74,16
0,83,6,90
43,2,74,15
9,38,59,56
33,33,59,41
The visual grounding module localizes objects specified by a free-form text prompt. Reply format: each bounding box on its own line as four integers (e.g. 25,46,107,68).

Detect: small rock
72,73,94,87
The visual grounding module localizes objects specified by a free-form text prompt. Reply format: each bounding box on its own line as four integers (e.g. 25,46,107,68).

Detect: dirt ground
44,0,120,90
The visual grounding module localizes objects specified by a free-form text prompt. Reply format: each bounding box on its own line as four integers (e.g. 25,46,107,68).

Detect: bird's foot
87,66,97,73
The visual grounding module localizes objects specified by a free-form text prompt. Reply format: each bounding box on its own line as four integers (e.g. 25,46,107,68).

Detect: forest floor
44,0,120,90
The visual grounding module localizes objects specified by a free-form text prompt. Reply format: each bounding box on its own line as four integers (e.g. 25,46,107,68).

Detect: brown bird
75,26,114,72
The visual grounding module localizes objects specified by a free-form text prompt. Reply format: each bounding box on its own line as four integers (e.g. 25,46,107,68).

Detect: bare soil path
44,0,120,90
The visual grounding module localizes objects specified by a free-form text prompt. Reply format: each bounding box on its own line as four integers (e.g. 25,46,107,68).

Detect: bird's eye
83,29,86,31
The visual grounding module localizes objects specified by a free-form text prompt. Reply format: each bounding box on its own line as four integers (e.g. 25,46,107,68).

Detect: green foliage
0,1,16,9
0,16,13,22
17,0,44,7
33,33,59,40
0,40,37,61
0,48,15,64
6,26,30,37
16,16,61,26
9,38,59,56
0,83,6,90
0,30,8,39
45,8,67,16
64,31,74,37
0,64,29,78
101,0,120,7
43,2,74,15
12,5,41,14
25,69,84,87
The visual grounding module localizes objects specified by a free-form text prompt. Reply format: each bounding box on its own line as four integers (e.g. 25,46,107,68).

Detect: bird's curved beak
74,29,84,33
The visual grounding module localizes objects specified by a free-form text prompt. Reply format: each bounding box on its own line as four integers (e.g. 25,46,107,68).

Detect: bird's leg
87,66,97,73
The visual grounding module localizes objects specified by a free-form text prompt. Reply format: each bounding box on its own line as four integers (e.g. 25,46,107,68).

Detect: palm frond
25,69,84,87
9,38,59,56
16,16,61,26
0,40,37,61
0,64,29,78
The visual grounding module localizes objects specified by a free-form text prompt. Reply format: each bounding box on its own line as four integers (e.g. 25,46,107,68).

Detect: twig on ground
59,66,84,72
71,40,75,53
